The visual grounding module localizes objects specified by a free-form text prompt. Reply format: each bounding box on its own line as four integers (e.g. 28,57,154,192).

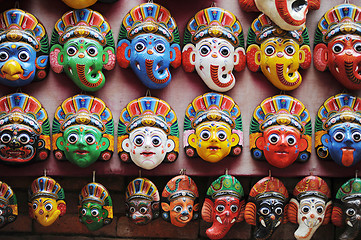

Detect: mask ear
103,47,116,70
201,198,214,222
255,135,265,150
244,202,256,225
152,202,160,218
57,200,67,216
238,0,258,11
188,133,198,150
299,45,311,69
50,45,64,73
236,199,246,222
309,0,321,10
99,137,110,151
230,133,241,148
331,205,343,227
161,202,170,212
234,47,246,72
182,44,196,72
56,136,66,151
322,201,333,225
246,44,261,72
314,43,329,72
170,44,181,68
117,39,131,68
287,198,299,224
321,134,331,148
299,137,308,152
28,203,34,219
282,204,288,224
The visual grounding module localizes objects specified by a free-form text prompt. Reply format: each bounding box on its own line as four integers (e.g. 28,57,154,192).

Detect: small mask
315,94,361,167
288,175,332,240
118,96,178,170
314,4,361,90
246,14,311,91
28,176,66,227
117,3,181,89
125,177,160,225
0,9,49,87
182,7,246,92
0,93,50,165
332,178,361,240
161,174,199,227
50,9,116,92
53,95,114,168
202,174,245,240
245,176,288,240
0,181,17,228
239,0,320,31
250,95,311,168
79,182,113,231
184,92,243,163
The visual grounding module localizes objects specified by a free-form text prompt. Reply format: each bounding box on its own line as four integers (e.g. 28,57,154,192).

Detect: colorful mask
161,174,199,227
182,7,246,92
79,182,113,231
246,14,311,91
184,93,243,163
250,95,311,168
28,176,66,227
0,93,50,165
117,3,181,89
239,0,320,31
125,177,160,225
0,181,17,228
314,4,361,90
332,178,361,240
202,174,244,240
61,0,118,9
315,94,361,167
50,9,115,92
0,9,49,87
288,175,332,240
53,95,114,168
245,176,288,240
118,96,178,170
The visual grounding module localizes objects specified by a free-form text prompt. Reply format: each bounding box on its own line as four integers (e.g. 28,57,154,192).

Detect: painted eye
199,45,211,56
67,133,78,144
0,133,11,144
81,208,87,216
173,206,182,213
155,43,165,53
187,205,193,212
332,43,344,54
286,135,296,146
85,134,96,145
268,133,280,144
151,136,162,147
18,133,30,144
135,42,146,52
139,207,148,214
200,130,211,140
129,207,135,213
265,45,275,56
316,206,324,214
219,46,230,57
231,205,239,213
0,51,8,61
352,132,361,142
45,203,53,211
285,45,295,56
18,50,30,62
32,203,38,210
275,207,283,215
216,204,225,213
91,209,99,217
259,207,270,215
133,135,144,147
67,46,78,56
354,43,361,53
217,130,227,141
333,132,345,142
346,208,356,216
301,206,310,214
87,46,98,57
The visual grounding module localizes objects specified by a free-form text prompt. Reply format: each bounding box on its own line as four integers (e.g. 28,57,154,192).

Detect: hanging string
344,0,350,4
14,1,19,8
211,2,216,7
180,169,186,175
268,169,272,178
225,168,228,175
139,169,142,178
148,0,153,3
309,167,315,176
145,89,151,97
44,169,47,177
93,171,96,182
356,170,359,179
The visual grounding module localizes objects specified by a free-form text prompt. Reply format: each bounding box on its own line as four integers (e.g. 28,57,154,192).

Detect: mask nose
147,49,153,55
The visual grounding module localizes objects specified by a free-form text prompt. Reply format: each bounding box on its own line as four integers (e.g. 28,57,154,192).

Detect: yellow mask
30,197,64,227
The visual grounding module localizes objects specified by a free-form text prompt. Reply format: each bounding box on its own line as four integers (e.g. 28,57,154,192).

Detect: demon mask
0,181,17,228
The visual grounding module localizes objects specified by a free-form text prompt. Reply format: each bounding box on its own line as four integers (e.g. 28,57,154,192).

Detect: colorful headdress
249,176,288,202
0,181,17,216
293,176,331,202
183,7,244,48
206,174,244,200
162,175,199,201
314,4,361,46
118,3,180,45
335,178,361,202
126,178,160,202
28,176,65,202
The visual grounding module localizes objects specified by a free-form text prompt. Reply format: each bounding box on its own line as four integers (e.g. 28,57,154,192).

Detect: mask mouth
292,0,308,13
180,216,189,221
74,150,89,155
140,151,155,157
86,219,94,224
207,146,220,151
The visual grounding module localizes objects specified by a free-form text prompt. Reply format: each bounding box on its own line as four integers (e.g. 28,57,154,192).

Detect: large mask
50,9,115,92
117,3,181,89
125,177,160,225
246,14,311,91
161,174,199,227
314,4,361,90
28,176,66,227
332,178,361,240
202,174,244,240
288,175,332,240
184,92,243,163
315,94,361,167
0,181,17,228
0,9,49,87
118,96,178,170
239,0,320,31
182,7,246,92
250,95,311,168
53,95,114,168
245,176,288,240
0,93,50,165
79,182,113,231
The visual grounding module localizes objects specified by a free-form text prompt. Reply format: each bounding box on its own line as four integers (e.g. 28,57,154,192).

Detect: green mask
80,202,108,231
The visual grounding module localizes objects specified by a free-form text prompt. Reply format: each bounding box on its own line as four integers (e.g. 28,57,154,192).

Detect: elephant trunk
206,219,234,240
145,59,170,84
345,61,361,84
339,221,361,240
254,217,281,240
276,63,300,87
76,64,104,89
210,65,234,88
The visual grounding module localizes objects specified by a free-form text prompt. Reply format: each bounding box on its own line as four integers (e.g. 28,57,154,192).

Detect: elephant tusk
261,219,266,228
347,220,353,227
275,220,281,228
231,218,236,224
216,216,223,224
